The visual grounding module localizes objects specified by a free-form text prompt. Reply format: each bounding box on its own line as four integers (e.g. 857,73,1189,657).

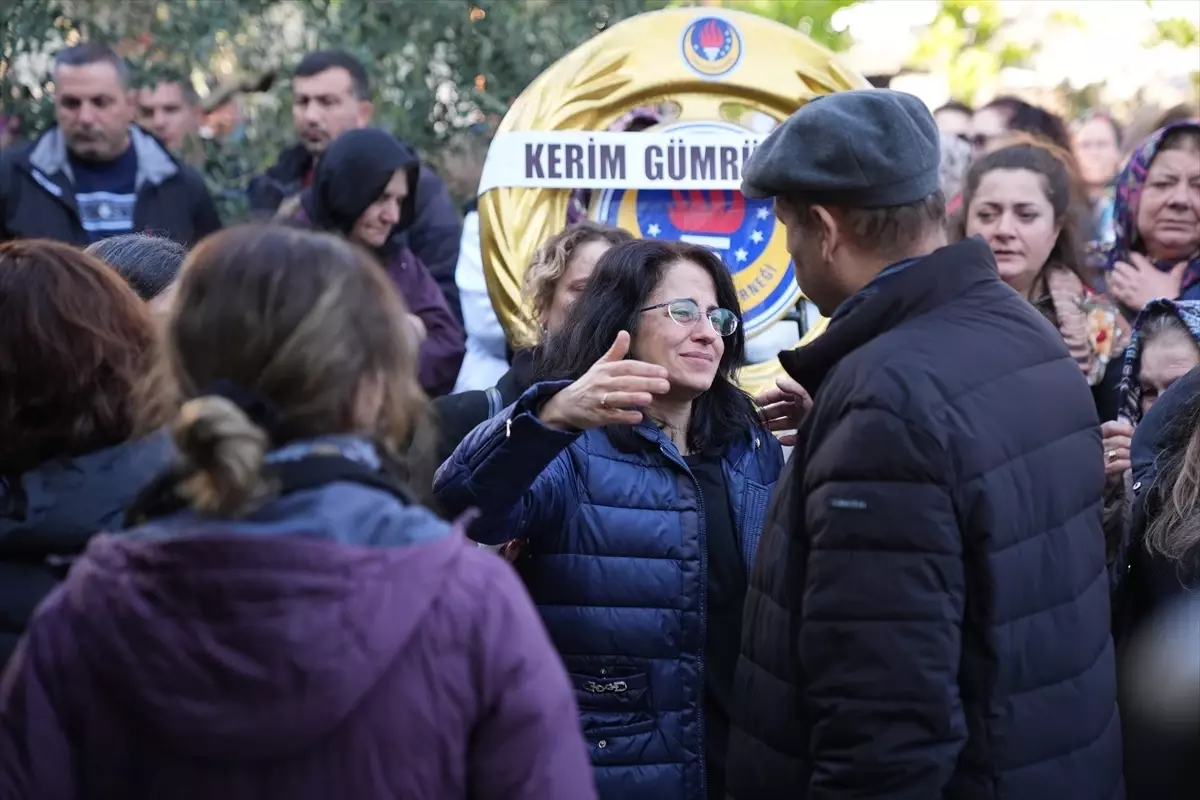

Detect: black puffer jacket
728,238,1124,800
0,434,174,671
0,126,220,246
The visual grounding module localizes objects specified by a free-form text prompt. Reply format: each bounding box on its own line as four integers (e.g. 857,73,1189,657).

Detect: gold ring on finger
601,392,611,408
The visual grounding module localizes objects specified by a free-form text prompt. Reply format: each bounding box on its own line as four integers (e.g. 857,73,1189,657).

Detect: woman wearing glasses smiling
436,239,797,800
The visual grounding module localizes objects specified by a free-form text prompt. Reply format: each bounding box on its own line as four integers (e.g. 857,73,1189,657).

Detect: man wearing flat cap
726,90,1123,800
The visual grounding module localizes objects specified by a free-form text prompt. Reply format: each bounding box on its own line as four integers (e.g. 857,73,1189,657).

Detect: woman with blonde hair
0,225,594,800
432,220,632,465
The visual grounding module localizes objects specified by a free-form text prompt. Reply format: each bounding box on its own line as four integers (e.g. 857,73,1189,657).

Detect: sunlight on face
965,168,1060,296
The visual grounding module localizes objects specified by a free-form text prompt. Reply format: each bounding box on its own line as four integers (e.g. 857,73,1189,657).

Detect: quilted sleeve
433,381,581,545
802,404,966,799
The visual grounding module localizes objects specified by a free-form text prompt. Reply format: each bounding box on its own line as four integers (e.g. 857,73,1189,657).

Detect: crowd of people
0,37,1198,800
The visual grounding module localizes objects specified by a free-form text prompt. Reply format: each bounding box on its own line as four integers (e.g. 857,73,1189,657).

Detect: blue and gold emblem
477,7,869,394
592,124,798,337
681,17,742,78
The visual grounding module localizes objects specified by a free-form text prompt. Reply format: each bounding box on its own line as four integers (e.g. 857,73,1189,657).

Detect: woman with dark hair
970,95,1072,156
957,139,1128,418
1104,122,1200,313
436,239,792,800
288,127,465,396
0,239,172,671
0,226,594,799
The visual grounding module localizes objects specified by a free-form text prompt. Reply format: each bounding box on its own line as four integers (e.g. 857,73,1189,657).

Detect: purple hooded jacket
0,455,594,800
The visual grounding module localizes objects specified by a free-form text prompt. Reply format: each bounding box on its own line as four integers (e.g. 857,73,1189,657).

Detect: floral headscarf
1104,121,1200,292
1117,298,1200,425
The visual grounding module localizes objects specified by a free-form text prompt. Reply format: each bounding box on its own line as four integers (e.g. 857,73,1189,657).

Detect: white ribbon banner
477,130,767,195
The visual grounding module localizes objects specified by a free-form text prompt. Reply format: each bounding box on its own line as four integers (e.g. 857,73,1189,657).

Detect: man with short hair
248,49,462,319
137,77,203,161
0,43,220,245
726,90,1123,799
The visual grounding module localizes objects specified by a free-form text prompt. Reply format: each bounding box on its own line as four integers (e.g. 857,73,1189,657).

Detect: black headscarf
300,128,420,241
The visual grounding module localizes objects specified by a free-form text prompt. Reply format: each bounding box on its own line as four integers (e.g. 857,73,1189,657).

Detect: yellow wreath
479,7,866,396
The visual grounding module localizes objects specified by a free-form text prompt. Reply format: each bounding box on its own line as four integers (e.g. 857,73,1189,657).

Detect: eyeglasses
639,298,739,336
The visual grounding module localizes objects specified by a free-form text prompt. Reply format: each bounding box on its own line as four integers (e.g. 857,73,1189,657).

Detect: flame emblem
681,17,742,78
668,190,746,246
698,20,725,59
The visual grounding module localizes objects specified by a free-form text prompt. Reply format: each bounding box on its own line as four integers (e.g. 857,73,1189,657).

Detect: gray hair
86,234,188,300
54,43,131,89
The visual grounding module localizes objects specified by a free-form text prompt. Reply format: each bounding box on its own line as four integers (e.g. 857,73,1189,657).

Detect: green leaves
907,0,1035,105
4,0,855,216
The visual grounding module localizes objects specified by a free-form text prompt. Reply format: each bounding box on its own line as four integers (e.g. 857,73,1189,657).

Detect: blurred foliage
668,0,861,51
1146,14,1199,49
908,0,1036,105
1,0,670,219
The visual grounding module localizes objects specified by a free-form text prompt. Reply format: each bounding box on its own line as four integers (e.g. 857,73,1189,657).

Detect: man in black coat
246,50,463,320
0,43,220,246
726,90,1123,799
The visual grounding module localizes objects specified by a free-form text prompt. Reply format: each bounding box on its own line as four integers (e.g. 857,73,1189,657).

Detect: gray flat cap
742,89,940,208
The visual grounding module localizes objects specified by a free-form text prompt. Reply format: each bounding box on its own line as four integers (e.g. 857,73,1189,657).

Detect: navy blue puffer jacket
435,381,783,800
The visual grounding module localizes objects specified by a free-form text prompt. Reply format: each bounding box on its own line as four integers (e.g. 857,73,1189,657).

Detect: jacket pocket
569,668,655,740
738,480,771,572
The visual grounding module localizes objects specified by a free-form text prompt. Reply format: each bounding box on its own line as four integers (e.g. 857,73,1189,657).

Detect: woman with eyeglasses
436,239,795,800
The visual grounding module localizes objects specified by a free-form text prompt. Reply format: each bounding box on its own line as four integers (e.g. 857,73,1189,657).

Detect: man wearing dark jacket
247,50,463,320
726,90,1123,800
0,43,220,245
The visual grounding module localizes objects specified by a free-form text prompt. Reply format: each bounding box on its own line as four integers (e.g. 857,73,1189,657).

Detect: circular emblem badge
681,16,742,78
477,7,869,394
592,121,800,338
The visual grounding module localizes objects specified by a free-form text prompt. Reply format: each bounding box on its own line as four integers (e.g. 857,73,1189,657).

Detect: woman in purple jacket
0,225,594,800
289,127,466,397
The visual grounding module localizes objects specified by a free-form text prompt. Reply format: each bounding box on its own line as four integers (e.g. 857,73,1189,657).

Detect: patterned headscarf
1118,298,1200,424
1104,121,1200,292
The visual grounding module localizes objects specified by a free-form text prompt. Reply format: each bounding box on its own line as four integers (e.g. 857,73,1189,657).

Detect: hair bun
173,395,269,516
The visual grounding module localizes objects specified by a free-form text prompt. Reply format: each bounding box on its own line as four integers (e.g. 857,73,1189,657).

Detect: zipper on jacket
22,164,87,241
661,443,707,799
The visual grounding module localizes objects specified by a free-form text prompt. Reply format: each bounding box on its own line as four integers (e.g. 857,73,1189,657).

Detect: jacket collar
28,126,179,189
629,420,763,472
781,236,999,394
266,143,314,183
